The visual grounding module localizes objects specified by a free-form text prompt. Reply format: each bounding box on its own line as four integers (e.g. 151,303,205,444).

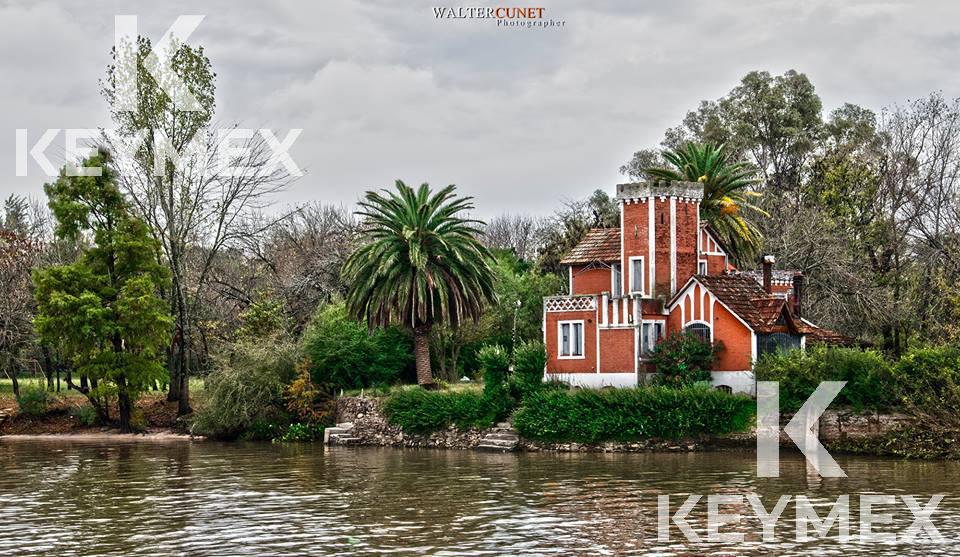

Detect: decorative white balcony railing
544,295,597,312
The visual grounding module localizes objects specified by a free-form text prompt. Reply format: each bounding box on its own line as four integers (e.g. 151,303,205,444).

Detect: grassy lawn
0,377,205,401
340,381,483,398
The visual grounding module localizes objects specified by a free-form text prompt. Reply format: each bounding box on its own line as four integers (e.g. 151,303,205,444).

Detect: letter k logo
757,381,847,478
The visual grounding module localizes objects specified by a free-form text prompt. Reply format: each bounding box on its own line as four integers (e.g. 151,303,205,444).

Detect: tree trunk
117,376,132,433
5,356,20,399
413,326,434,387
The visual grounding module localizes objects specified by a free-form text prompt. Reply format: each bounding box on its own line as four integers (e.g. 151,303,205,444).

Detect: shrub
513,340,547,399
301,302,412,390
277,422,325,442
285,364,335,426
191,338,293,439
69,404,98,426
383,387,498,433
241,418,285,441
16,384,50,417
754,345,894,412
478,344,513,420
512,385,755,443
891,345,960,423
650,331,718,387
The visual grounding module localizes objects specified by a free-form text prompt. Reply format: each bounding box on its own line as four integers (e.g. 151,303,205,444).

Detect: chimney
792,273,804,318
762,255,775,294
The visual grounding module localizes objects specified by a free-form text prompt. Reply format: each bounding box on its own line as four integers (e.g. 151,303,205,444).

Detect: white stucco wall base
544,372,638,389
543,371,756,395
711,371,755,396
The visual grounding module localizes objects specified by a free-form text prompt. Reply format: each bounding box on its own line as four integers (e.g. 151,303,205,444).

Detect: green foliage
754,345,895,412
513,340,547,399
478,344,513,419
15,384,51,417
285,364,335,426
513,385,755,443
301,302,412,390
891,345,960,419
33,151,172,431
69,404,98,426
383,387,498,433
342,180,497,385
646,143,765,263
240,419,285,442
478,345,509,394
650,332,718,387
276,422,326,442
238,295,290,339
191,338,294,439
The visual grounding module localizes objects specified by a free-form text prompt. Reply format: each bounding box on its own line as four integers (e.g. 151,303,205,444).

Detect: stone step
496,422,511,429
476,441,517,452
332,436,361,446
477,437,517,448
323,423,356,444
484,432,519,441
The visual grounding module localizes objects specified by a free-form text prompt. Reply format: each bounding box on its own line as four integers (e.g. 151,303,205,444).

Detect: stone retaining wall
334,396,911,453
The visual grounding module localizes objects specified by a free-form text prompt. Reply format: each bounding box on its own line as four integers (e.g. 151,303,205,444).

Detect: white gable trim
667,277,755,333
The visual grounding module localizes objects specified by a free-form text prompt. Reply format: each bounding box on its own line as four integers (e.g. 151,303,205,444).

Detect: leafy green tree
301,301,412,389
33,151,172,432
646,142,766,263
343,181,497,387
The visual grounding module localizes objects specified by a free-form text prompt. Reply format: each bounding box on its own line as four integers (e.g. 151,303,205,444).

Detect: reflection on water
0,440,958,555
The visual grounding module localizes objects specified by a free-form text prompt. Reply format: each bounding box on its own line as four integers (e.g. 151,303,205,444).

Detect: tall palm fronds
646,143,767,263
342,180,496,386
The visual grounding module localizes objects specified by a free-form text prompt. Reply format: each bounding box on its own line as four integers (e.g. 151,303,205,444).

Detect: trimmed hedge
382,388,499,433
512,385,755,443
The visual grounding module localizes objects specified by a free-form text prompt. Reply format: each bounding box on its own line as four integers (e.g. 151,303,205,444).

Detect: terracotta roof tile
561,228,621,264
690,273,856,344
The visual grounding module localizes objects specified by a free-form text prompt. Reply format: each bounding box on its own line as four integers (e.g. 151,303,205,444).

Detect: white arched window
684,322,711,343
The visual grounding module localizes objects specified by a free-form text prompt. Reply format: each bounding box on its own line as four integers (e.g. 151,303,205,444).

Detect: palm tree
646,143,767,263
343,180,497,387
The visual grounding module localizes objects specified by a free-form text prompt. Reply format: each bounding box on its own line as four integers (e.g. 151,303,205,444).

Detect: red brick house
543,180,849,394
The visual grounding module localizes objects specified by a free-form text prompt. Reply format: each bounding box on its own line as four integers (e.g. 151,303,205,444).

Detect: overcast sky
5,0,960,218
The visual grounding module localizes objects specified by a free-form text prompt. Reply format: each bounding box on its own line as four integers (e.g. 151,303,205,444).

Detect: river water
0,440,958,555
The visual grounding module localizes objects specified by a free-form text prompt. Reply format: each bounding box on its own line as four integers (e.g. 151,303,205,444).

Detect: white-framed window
641,321,665,357
629,256,644,295
611,262,622,297
698,260,708,275
558,320,585,359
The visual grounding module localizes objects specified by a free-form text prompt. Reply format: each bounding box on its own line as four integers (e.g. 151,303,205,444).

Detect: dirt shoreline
0,430,200,442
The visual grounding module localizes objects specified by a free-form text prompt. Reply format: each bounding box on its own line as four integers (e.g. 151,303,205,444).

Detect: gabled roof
692,273,791,333
561,228,620,264
668,272,854,344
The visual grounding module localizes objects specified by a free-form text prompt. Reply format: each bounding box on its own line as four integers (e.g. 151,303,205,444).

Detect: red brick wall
712,302,752,370
675,200,699,289
545,310,597,373
667,282,753,371
622,199,648,298
705,254,728,274
599,328,634,372
654,198,671,296
571,265,611,296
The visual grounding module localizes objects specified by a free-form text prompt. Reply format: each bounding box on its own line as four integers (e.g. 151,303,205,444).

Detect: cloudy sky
4,0,960,217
